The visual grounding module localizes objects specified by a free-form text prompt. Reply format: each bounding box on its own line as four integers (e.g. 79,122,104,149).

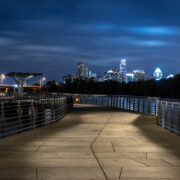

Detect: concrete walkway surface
0,104,180,180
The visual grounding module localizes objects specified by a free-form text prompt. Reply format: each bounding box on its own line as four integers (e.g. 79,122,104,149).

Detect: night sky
0,0,180,82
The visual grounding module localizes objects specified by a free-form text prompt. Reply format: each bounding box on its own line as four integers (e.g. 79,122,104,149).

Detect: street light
0,74,5,84
40,77,46,86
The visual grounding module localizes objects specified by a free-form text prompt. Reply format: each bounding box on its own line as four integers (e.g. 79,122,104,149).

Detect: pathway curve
0,104,180,179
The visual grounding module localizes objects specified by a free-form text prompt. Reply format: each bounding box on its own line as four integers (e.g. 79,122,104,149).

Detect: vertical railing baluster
111,96,113,107
170,102,174,134
178,104,180,136
156,100,162,126
1,102,5,138
126,97,128,110
154,99,157,116
31,101,36,129
17,100,22,133
116,96,118,108
165,102,168,131
129,97,131,110
148,99,151,114
79,95,81,104
119,96,122,110
114,96,115,108
143,98,145,113
133,97,135,111
137,98,140,112
123,97,125,110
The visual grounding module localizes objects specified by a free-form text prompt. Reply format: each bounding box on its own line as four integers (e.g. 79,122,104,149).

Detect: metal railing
0,96,73,138
72,94,180,136
157,100,180,135
0,92,63,101
0,93,179,136
72,94,158,114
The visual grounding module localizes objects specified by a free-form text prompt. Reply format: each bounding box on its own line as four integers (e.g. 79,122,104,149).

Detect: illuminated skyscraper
77,62,88,78
154,68,163,80
120,59,127,75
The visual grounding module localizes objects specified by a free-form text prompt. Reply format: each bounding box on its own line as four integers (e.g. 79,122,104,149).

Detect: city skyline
0,0,180,81
0,58,176,85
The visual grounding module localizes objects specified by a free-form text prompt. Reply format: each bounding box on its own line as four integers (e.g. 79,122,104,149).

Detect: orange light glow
75,98,79,102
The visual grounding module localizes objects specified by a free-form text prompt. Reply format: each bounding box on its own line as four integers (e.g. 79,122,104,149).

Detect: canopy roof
6,72,43,77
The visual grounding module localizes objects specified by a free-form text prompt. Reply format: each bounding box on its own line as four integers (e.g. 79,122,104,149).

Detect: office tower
154,68,163,81
120,59,127,75
77,62,88,78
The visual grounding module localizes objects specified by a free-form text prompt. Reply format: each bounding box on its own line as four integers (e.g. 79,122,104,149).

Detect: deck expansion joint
111,141,115,152
119,167,123,179
90,113,113,180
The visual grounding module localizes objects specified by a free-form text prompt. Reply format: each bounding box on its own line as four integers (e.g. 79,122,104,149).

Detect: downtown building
63,74,78,83
77,62,88,78
103,70,123,82
133,69,151,81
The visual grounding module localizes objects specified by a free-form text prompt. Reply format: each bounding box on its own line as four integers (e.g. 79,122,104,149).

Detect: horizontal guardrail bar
0,93,179,136
71,94,180,136
0,96,73,138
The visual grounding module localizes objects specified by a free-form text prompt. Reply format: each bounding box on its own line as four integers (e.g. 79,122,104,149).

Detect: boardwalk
0,104,180,179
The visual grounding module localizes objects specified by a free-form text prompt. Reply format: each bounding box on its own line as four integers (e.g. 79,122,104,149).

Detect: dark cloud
0,0,180,82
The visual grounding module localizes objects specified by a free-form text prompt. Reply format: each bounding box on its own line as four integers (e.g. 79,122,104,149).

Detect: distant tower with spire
120,58,127,75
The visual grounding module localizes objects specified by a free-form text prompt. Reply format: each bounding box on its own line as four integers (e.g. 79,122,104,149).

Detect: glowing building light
126,73,134,77
40,77,46,86
120,58,127,75
107,70,113,73
166,74,174,79
154,68,163,81
0,74,6,84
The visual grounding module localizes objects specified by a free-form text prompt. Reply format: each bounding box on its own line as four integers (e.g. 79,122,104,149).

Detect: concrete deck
0,104,180,180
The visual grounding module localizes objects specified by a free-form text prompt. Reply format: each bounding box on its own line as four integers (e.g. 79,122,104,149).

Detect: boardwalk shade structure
6,72,43,94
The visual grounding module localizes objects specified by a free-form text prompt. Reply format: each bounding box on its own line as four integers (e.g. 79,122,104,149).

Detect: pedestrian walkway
0,104,180,179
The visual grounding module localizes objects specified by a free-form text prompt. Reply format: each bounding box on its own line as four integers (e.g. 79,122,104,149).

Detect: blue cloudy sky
0,0,180,82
